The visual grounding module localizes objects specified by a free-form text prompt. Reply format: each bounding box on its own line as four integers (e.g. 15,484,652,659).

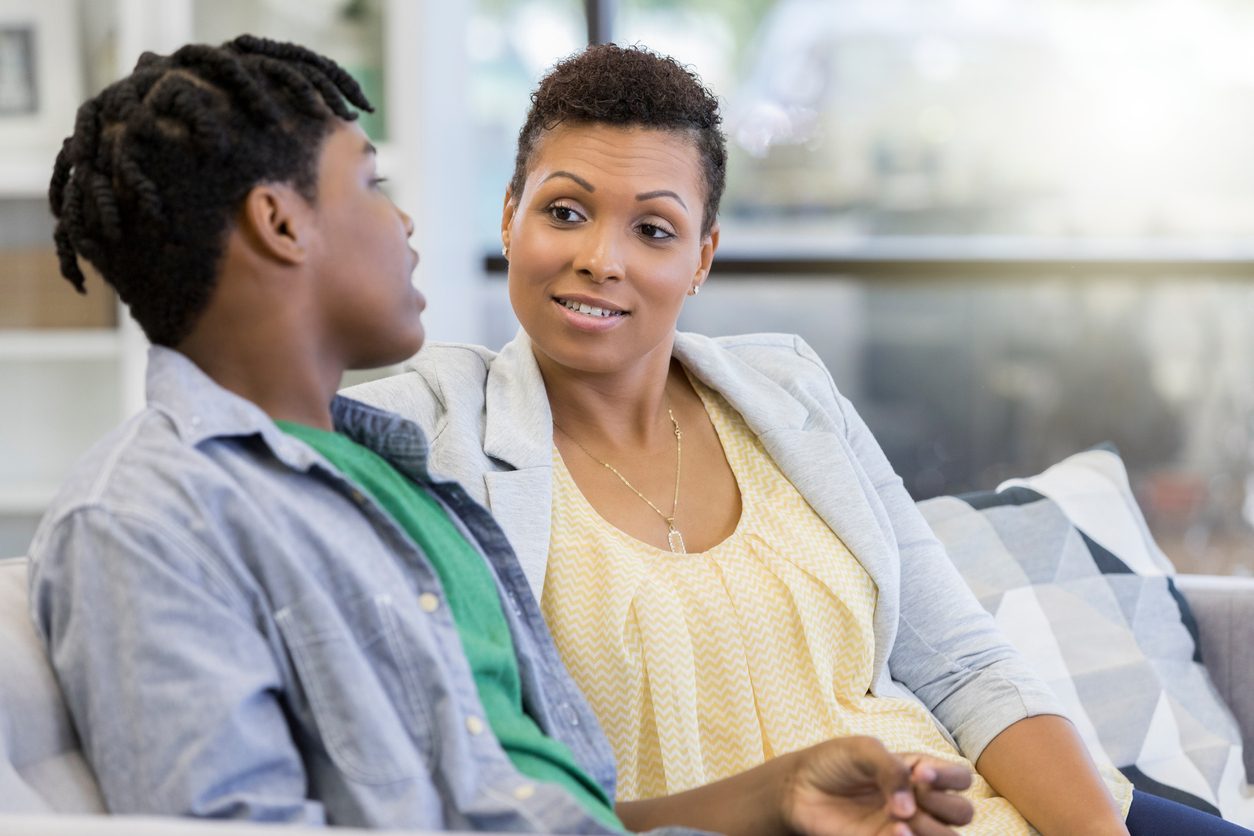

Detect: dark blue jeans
1126,790,1253,835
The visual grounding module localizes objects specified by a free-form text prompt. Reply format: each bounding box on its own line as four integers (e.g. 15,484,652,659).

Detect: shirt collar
144,345,433,477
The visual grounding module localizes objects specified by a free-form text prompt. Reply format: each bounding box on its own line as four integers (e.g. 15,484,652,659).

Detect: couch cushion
917,447,1254,826
0,557,104,813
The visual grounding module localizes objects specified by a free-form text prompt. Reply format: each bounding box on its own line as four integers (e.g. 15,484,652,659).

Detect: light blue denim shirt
27,346,671,833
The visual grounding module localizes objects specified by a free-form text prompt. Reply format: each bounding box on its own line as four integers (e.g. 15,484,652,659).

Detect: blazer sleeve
797,338,1067,762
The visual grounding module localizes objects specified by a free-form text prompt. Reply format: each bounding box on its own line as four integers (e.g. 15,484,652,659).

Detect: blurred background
4,0,1254,575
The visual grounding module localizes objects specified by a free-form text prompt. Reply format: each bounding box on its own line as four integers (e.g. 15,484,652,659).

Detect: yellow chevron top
542,378,1132,832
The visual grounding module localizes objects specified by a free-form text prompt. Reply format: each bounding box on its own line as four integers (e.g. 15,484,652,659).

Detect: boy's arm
617,736,974,836
30,505,324,823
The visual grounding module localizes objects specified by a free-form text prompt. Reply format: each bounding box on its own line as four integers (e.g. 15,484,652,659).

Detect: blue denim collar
144,345,432,478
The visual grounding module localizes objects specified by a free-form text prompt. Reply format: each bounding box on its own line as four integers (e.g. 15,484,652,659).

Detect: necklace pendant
667,526,687,554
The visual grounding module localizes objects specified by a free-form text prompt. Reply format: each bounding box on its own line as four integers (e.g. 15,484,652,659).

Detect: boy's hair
509,43,726,236
49,35,372,346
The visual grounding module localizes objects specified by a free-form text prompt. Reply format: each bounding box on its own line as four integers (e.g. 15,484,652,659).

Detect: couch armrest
1175,573,1254,780
0,815,465,835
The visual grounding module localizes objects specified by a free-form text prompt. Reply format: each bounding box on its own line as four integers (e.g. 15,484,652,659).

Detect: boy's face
307,120,425,368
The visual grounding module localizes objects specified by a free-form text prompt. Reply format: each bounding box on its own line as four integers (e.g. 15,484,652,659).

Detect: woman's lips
551,296,630,332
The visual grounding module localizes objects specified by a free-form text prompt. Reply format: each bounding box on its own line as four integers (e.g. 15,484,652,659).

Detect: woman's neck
536,343,682,454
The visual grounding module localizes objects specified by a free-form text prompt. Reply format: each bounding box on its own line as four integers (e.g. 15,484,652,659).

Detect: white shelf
0,329,122,361
0,484,58,515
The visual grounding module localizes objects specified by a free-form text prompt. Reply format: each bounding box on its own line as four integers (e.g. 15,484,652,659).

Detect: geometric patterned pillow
918,446,1254,825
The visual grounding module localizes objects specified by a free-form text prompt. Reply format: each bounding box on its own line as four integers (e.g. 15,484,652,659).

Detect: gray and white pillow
918,446,1253,824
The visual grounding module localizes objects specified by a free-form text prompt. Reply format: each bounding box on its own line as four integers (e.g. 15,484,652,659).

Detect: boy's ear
238,183,312,266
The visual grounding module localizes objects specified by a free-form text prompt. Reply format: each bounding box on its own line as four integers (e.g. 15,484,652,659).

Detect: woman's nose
573,225,624,283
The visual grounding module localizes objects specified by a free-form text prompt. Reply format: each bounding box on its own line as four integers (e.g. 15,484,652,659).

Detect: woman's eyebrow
636,189,687,210
542,170,595,191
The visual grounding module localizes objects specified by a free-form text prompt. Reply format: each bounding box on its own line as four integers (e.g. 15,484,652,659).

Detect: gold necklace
554,408,686,554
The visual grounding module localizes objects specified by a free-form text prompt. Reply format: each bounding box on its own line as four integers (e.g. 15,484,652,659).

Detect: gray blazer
346,330,1064,761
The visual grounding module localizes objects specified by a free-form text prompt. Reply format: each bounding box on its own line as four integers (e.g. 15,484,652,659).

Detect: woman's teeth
559,299,624,318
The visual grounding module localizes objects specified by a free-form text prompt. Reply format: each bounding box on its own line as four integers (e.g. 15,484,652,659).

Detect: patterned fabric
542,380,1035,833
918,447,1250,826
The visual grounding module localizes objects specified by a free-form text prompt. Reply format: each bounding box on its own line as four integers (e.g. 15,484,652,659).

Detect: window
615,0,1254,250
474,0,1254,575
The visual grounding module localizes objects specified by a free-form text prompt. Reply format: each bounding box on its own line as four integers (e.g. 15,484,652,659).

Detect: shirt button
465,715,484,735
512,783,536,801
418,593,440,613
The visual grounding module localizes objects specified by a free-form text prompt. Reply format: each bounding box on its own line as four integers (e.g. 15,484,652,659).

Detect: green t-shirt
277,421,622,831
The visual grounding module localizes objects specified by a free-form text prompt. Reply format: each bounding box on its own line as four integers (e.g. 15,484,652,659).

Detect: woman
350,44,1245,835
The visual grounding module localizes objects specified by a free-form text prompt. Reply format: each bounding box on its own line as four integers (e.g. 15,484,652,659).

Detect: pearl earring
502,244,509,259
689,284,701,296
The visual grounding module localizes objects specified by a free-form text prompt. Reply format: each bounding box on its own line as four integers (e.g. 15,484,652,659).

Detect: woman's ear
238,182,311,266
501,186,518,256
694,221,720,286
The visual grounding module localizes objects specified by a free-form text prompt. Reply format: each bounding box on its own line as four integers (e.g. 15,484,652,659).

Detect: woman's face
503,123,717,376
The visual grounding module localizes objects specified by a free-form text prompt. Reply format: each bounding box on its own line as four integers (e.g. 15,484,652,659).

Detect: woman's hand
783,737,974,836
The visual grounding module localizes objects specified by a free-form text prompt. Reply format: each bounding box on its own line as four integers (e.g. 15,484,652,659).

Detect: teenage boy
31,35,971,835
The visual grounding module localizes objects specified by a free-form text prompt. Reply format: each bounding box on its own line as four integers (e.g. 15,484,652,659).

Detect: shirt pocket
276,590,434,785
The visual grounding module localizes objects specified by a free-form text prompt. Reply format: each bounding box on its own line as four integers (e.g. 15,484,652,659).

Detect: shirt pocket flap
276,591,433,784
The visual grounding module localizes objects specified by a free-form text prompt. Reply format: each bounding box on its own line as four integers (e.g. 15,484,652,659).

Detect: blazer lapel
484,469,552,598
482,331,555,598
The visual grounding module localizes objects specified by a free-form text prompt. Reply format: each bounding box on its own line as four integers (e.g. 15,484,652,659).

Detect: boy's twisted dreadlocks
49,35,372,346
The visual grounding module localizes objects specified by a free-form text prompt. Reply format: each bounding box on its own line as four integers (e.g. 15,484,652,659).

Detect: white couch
3,551,1253,832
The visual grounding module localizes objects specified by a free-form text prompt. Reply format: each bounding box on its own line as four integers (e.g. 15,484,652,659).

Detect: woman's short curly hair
509,43,726,236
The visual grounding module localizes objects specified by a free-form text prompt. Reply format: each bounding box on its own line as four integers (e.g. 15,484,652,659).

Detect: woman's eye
639,223,674,240
370,177,389,189
548,204,583,223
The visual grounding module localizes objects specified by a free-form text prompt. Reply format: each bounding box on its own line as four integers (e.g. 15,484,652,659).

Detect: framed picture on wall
0,0,80,160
